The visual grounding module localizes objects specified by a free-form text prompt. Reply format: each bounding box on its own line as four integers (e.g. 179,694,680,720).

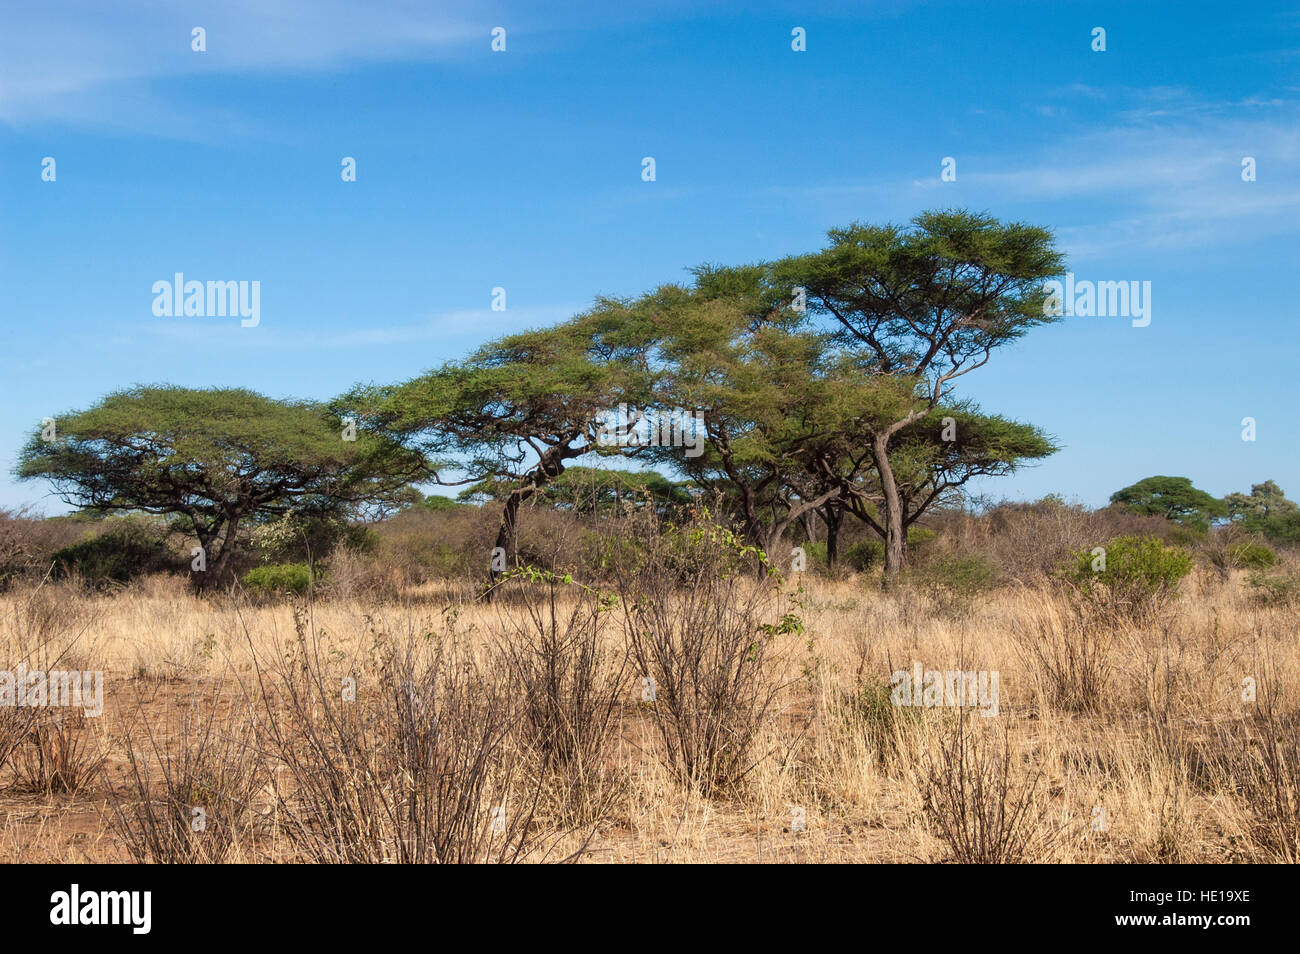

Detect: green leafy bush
242,563,324,595
250,513,369,564
844,539,884,572
1259,511,1300,545
1227,542,1277,569
1167,524,1209,547
51,521,180,586
1066,535,1192,609
912,553,1000,600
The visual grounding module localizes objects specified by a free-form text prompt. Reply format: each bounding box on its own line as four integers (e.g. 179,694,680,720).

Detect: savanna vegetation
2,211,1295,864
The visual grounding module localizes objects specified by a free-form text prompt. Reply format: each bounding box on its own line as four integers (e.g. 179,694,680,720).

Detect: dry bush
612,511,801,796
839,678,922,768
366,504,503,586
0,579,108,792
320,546,406,603
12,710,111,796
1013,589,1115,713
491,577,630,823
107,686,267,863
0,508,89,589
935,498,1180,584
916,715,1068,863
1212,682,1300,862
248,606,581,863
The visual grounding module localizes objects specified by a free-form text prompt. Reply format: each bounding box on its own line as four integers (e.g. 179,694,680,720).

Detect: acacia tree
780,210,1065,582
831,405,1057,555
341,305,656,582
1224,480,1297,523
17,386,427,587
1110,475,1227,531
633,279,861,563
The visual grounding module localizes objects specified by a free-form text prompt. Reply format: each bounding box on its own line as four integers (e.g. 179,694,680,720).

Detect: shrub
1014,599,1113,713
0,507,88,588
107,689,266,863
845,679,921,765
1065,535,1192,611
12,710,112,796
369,504,499,582
843,539,884,572
946,497,1176,583
1227,542,1276,569
916,717,1067,863
1166,524,1209,548
242,563,323,595
491,579,629,823
1260,511,1300,546
612,510,800,795
50,520,181,587
249,513,370,564
907,526,937,550
911,553,1000,604
252,609,571,863
1211,685,1300,863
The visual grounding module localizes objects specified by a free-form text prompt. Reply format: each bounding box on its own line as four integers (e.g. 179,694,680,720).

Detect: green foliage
18,386,426,583
52,520,181,586
418,494,464,512
907,527,937,548
542,466,692,516
888,406,1059,507
250,512,372,564
843,528,934,573
1224,480,1298,523
241,563,324,595
1166,523,1209,546
1227,542,1277,569
1259,512,1300,545
1067,535,1193,600
1222,482,1300,545
801,540,828,569
1109,476,1227,531
844,539,884,571
911,553,1000,600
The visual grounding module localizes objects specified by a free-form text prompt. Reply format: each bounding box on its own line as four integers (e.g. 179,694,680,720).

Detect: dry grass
0,565,1294,863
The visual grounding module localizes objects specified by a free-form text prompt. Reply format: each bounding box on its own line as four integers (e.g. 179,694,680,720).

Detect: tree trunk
490,491,523,585
209,513,242,588
822,503,843,568
191,528,216,592
871,433,905,587
796,510,814,547
483,442,576,600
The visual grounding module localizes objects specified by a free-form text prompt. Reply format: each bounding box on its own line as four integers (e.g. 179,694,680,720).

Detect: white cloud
772,89,1300,259
0,0,485,128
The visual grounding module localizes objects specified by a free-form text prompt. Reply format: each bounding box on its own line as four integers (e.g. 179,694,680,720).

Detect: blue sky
2,0,1297,513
